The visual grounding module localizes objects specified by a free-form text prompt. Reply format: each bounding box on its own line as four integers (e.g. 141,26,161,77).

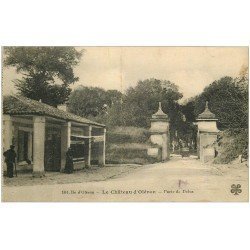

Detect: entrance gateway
147,101,219,163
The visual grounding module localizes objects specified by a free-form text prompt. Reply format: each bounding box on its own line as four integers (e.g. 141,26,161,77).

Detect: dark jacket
65,149,74,173
3,149,17,164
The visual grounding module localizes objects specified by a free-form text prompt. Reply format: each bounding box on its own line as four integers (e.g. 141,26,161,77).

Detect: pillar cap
197,101,217,121
152,102,169,120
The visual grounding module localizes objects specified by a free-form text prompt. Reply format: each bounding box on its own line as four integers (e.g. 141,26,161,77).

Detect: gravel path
3,164,142,187
2,157,248,202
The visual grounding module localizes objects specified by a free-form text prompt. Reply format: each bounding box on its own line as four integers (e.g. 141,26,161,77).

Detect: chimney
57,103,68,112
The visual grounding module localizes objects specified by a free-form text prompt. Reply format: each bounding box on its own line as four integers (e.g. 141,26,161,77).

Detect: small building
2,95,106,177
147,102,170,161
196,101,219,163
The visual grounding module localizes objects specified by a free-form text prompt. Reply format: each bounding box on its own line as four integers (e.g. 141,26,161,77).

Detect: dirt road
2,157,248,202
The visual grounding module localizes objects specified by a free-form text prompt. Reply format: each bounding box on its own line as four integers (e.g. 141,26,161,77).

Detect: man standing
64,147,74,174
3,145,17,178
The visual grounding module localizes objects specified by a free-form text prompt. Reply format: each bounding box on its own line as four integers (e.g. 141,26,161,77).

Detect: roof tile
3,95,105,127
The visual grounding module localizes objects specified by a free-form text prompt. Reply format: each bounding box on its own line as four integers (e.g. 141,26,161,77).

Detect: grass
106,126,155,165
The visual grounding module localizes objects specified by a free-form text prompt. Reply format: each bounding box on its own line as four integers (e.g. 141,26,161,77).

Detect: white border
1,1,250,250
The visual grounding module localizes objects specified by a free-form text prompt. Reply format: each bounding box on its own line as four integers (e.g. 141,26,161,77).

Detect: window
70,143,85,161
70,136,85,162
18,130,29,162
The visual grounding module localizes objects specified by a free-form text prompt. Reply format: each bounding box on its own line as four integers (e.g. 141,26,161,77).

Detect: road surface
2,157,248,202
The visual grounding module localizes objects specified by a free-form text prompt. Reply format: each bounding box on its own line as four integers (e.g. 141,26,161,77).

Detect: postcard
1,46,248,202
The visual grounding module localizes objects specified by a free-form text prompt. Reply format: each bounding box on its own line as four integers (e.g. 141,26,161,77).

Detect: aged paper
1,46,249,202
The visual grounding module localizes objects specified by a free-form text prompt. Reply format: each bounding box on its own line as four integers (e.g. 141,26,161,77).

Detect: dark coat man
64,148,74,174
3,145,17,178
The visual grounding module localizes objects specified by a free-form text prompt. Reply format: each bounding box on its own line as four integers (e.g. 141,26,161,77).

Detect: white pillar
197,131,200,159
3,115,13,174
33,116,45,177
103,128,106,166
87,126,92,167
61,122,71,171
98,128,106,166
3,115,13,152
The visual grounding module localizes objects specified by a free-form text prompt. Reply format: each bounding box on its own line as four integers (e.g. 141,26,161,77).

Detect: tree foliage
193,76,248,129
182,69,249,162
69,79,197,145
214,129,248,164
68,86,123,117
4,47,82,106
121,78,183,127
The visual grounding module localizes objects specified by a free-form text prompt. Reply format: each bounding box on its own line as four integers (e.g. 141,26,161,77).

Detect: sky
2,47,248,101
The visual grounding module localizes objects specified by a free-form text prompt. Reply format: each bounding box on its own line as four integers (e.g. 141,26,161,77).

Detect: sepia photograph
1,2,250,250
1,46,249,202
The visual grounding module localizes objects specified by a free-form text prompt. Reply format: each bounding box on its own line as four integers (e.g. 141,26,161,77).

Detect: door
45,129,61,171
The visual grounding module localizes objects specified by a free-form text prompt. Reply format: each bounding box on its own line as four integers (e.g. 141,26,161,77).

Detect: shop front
3,95,106,177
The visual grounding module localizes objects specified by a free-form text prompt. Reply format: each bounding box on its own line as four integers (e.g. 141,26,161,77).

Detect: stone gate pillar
196,101,219,163
147,102,170,161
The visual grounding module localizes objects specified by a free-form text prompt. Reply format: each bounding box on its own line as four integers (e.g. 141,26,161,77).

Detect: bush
214,129,248,164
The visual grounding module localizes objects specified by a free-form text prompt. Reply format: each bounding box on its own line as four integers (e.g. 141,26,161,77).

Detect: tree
183,72,249,162
68,86,123,117
194,76,248,129
122,78,183,128
181,97,197,122
4,47,82,106
68,79,186,144
105,90,123,106
100,78,197,147
99,78,188,144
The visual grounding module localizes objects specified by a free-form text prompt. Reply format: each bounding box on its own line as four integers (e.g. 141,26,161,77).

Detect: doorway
45,128,61,171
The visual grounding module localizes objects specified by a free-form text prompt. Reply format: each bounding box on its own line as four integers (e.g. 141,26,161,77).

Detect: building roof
151,102,169,120
197,101,217,120
3,95,105,127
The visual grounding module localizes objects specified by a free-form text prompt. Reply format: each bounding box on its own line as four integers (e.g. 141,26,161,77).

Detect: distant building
2,95,106,177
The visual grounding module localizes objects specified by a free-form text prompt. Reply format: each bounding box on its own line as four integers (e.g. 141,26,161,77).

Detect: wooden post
87,126,92,167
98,128,106,166
61,122,71,171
